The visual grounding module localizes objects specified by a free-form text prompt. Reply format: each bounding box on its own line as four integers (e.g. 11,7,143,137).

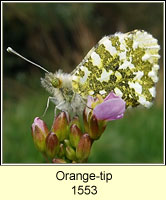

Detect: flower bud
45,132,59,159
65,146,76,161
89,115,100,140
31,117,49,152
76,134,91,162
88,115,107,140
69,124,82,148
53,158,67,163
58,143,65,158
52,112,70,142
64,139,71,147
70,116,81,130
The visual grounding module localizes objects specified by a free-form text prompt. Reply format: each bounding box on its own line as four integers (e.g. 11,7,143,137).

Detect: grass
3,89,163,164
3,91,54,163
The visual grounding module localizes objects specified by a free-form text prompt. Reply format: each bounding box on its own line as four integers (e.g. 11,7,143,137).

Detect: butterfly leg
56,101,66,110
54,100,69,117
42,96,56,117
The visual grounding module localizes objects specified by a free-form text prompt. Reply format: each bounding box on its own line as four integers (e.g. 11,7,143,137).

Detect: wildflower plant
31,92,126,163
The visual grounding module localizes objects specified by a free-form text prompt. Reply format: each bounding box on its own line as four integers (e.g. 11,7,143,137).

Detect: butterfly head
41,70,73,96
40,70,86,115
44,72,62,89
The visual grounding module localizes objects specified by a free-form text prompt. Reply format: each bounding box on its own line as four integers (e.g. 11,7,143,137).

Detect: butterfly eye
51,78,60,88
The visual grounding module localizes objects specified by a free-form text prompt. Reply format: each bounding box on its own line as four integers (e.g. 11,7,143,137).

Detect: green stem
42,152,50,163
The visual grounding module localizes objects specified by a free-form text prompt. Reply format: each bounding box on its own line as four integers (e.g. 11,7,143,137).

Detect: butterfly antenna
7,47,49,73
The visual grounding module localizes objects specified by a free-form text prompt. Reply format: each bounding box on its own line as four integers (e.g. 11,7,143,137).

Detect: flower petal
93,98,126,121
84,96,95,119
87,96,95,108
104,91,120,101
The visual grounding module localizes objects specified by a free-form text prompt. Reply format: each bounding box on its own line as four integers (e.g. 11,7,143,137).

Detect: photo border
1,0,165,166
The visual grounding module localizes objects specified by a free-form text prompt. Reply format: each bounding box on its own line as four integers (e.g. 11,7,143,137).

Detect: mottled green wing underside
71,30,160,108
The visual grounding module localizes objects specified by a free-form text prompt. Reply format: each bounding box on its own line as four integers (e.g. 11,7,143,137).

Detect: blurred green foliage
3,2,164,163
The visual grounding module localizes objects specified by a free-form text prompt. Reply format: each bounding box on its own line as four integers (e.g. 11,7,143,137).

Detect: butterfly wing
71,30,160,108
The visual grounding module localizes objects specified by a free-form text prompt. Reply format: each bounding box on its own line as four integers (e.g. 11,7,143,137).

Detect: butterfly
7,30,160,116
40,30,160,115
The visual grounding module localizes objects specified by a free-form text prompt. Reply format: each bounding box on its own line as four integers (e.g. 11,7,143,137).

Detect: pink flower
93,92,126,121
31,117,49,152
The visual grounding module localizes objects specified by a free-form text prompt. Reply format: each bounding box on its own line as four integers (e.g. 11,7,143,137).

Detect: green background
3,2,164,163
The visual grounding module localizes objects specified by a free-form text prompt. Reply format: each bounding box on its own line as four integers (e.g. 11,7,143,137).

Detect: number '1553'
72,185,97,195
